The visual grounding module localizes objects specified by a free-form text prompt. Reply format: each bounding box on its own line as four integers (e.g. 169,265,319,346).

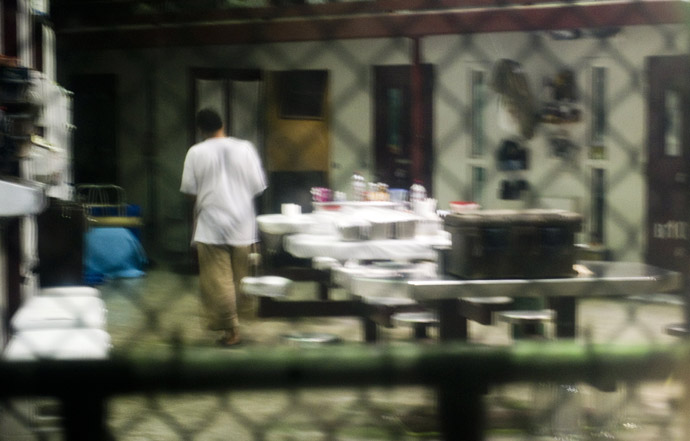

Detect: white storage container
3,328,111,360
10,296,107,331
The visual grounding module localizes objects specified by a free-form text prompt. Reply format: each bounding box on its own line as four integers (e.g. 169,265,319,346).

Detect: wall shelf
0,177,46,217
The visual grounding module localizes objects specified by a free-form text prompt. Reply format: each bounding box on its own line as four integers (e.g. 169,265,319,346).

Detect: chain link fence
3,0,690,439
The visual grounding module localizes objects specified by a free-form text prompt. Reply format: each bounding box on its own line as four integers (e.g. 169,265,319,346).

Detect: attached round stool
359,296,420,342
312,256,342,300
497,309,556,340
362,296,419,326
281,332,342,347
624,294,685,338
460,296,514,325
665,323,690,337
312,256,341,271
240,276,292,299
362,296,417,306
392,311,439,339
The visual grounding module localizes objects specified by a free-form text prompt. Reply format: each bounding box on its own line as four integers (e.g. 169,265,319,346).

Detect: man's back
181,136,267,246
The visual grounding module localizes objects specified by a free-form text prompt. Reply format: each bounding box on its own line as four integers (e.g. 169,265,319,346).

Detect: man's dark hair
196,108,223,133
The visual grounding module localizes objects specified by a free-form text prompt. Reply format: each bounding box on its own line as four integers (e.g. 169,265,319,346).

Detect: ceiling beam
54,0,690,50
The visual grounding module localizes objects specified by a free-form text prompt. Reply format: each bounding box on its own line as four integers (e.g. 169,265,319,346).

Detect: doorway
190,67,265,205
191,68,263,150
265,70,329,214
646,55,690,273
182,68,265,269
374,65,433,191
69,74,118,185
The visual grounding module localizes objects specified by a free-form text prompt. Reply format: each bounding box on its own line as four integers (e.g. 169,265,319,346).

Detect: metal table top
410,261,683,302
343,261,683,301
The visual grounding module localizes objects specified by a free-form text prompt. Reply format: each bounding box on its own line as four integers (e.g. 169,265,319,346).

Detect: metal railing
1,340,689,440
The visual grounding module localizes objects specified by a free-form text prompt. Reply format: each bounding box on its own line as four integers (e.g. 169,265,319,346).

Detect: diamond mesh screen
3,0,690,440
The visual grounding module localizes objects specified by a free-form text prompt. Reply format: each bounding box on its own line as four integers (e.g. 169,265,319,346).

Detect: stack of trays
5,285,111,358
10,296,107,332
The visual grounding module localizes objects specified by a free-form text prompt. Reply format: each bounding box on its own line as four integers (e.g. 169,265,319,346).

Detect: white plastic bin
10,296,107,331
3,328,111,360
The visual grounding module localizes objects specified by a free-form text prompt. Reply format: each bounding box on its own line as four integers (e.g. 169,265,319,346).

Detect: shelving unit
1,0,74,347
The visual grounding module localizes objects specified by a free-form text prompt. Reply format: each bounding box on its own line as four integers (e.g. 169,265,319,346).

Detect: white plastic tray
4,328,111,360
11,296,107,331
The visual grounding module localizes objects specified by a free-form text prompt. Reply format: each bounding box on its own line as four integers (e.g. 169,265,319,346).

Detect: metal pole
62,393,111,441
1,342,685,396
0,343,687,441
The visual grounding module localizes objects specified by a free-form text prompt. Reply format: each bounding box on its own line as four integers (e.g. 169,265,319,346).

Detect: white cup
413,198,437,215
281,203,301,217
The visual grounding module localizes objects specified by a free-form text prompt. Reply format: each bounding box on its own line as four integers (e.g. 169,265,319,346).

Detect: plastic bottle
351,172,366,201
410,180,427,202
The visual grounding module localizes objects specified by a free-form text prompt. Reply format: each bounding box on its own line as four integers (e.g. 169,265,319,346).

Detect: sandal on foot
216,336,242,347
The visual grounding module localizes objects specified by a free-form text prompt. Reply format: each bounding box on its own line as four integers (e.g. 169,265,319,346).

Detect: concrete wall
58,39,411,259
426,25,689,260
57,25,689,262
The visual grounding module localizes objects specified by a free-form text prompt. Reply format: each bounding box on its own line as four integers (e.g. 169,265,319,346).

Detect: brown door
646,55,690,273
374,65,433,191
265,70,329,214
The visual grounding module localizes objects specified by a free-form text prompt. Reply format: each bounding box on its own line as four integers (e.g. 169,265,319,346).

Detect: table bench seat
240,276,293,298
391,311,439,339
497,309,556,339
458,296,514,325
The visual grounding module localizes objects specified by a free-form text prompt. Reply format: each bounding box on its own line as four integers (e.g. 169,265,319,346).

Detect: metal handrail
1,341,688,440
2,341,687,394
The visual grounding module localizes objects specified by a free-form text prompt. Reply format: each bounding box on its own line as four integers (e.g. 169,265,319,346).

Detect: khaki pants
196,242,250,332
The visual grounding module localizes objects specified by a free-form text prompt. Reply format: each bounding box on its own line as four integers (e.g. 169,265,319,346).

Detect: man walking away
180,108,267,346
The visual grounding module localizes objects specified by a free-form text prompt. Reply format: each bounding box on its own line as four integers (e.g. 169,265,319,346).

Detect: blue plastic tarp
84,227,147,284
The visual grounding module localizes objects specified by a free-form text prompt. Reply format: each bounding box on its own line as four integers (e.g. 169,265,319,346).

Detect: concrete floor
100,264,688,440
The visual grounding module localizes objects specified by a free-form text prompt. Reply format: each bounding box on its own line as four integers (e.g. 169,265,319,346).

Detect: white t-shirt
180,136,267,246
